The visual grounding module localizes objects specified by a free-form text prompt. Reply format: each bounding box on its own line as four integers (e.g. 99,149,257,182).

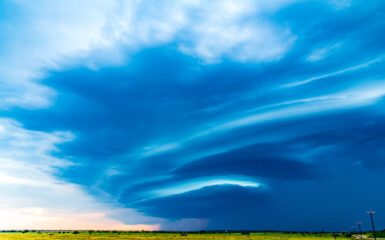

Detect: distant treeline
368,229,385,238
0,229,385,233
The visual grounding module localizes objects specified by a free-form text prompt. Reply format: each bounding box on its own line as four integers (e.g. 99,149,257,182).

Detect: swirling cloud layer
1,0,385,231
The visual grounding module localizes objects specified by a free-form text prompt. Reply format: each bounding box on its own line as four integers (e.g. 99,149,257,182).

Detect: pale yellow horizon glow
0,118,161,231
0,208,159,231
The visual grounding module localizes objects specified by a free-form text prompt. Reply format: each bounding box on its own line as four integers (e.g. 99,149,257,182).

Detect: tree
331,232,340,240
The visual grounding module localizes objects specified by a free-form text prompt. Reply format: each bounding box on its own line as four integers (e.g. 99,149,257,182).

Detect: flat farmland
0,232,356,240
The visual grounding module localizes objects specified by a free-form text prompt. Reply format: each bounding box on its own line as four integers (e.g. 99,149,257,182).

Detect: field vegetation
0,231,371,240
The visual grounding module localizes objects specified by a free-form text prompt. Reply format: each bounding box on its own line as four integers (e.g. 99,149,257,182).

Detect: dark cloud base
132,184,269,220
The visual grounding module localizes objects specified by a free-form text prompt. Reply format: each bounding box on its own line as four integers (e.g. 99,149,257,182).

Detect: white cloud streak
305,42,342,62
142,81,385,159
150,178,261,197
283,57,384,88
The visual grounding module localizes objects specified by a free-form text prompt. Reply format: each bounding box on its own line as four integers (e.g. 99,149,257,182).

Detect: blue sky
0,0,385,231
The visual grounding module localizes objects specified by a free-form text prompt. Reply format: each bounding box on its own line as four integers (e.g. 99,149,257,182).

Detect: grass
0,231,359,240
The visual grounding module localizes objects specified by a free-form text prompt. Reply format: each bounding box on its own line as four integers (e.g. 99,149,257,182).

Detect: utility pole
367,211,376,240
357,222,362,240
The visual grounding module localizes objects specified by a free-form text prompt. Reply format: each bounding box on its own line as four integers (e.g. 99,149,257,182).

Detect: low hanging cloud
132,184,269,219
0,118,157,230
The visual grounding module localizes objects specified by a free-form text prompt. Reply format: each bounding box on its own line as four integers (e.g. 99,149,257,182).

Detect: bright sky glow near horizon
0,0,385,232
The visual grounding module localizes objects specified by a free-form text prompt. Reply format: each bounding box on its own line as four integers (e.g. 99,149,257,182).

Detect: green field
0,231,362,240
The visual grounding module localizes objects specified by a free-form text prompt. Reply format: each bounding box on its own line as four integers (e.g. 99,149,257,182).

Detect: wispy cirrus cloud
0,0,298,110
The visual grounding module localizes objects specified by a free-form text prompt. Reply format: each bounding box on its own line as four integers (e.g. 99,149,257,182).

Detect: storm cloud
1,0,385,231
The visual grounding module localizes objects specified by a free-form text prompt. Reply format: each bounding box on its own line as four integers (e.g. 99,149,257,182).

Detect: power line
357,222,362,240
367,210,376,240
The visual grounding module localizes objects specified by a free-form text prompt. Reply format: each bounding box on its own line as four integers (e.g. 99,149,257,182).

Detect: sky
0,0,385,232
